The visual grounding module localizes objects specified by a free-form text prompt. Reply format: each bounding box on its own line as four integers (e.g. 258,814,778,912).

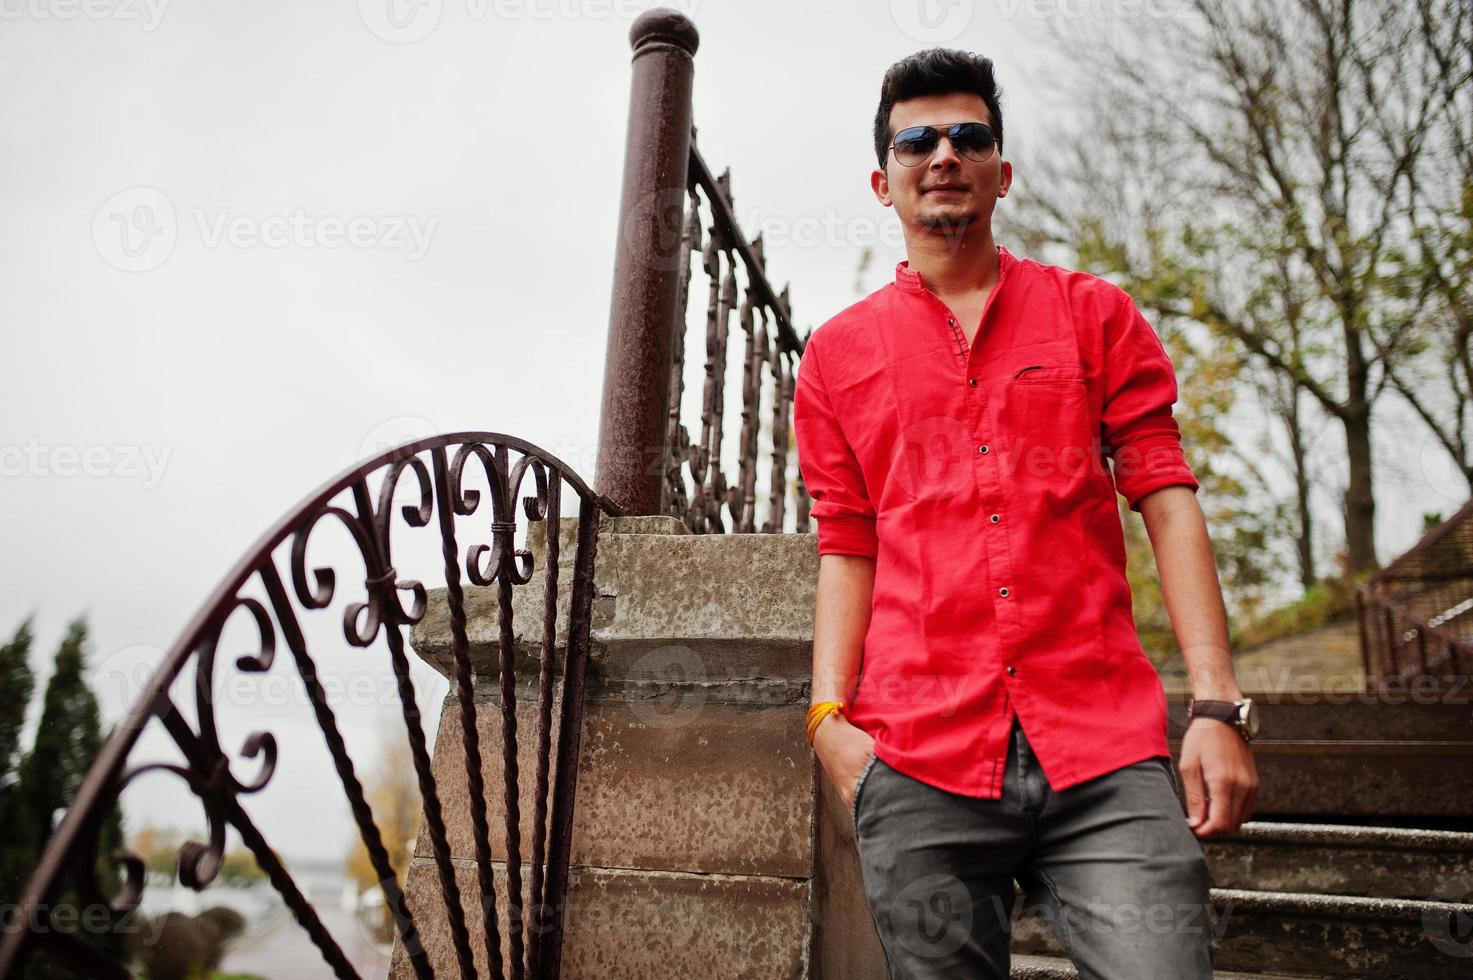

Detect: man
794,49,1260,978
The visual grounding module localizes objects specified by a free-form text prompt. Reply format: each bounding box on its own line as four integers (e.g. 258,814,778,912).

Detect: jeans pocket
851,750,880,827
1158,755,1181,797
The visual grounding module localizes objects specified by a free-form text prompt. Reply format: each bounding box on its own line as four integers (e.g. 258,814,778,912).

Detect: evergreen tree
0,615,35,779
10,616,127,974
0,617,37,904
15,620,104,867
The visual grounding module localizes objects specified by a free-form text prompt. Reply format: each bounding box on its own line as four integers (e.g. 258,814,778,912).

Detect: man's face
872,91,1011,238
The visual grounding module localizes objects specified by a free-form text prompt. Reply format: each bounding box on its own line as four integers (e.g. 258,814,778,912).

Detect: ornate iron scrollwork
0,433,618,980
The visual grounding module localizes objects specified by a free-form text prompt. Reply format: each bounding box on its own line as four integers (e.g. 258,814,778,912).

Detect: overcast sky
2,0,1464,878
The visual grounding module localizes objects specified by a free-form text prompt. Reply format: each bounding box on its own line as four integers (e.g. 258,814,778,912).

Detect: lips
925,185,969,194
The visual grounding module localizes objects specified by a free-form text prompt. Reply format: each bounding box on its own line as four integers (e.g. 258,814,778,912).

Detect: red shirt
794,244,1200,798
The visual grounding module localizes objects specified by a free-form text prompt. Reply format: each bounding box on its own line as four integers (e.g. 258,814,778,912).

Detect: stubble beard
916,202,981,252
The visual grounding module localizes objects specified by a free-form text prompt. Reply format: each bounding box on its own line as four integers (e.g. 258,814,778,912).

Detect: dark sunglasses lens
894,126,939,166
950,123,995,161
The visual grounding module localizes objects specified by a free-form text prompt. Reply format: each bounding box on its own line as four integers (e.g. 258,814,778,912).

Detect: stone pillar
393,518,884,978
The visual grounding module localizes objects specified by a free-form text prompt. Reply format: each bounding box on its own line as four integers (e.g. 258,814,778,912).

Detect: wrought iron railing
1357,588,1471,687
664,141,811,535
0,433,619,979
1356,496,1473,688
596,9,813,537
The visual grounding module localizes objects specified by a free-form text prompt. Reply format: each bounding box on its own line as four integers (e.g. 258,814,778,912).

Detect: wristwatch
1186,697,1259,742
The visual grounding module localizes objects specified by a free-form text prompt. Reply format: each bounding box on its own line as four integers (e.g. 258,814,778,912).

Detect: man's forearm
811,553,876,705
1138,486,1243,700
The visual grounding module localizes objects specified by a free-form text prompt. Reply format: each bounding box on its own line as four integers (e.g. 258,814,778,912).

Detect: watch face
1241,698,1259,736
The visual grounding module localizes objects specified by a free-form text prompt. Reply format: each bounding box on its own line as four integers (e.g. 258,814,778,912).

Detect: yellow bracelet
806,700,844,745
807,700,842,731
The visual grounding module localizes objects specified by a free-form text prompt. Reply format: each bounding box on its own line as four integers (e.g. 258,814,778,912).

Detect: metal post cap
629,8,700,56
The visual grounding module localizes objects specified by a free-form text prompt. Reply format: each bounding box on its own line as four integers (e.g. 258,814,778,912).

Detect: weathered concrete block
414,690,814,877
411,516,820,683
389,855,811,978
812,754,889,980
400,520,871,977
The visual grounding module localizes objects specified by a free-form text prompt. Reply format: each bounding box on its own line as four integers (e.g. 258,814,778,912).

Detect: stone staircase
1011,820,1473,978
1008,683,1473,978
397,521,1473,978
1010,953,1313,979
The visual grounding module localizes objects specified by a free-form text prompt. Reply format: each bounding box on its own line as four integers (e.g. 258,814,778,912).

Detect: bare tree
1005,0,1472,578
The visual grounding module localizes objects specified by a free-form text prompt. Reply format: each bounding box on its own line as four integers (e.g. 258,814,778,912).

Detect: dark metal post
1355,588,1373,687
1383,605,1399,679
595,8,699,515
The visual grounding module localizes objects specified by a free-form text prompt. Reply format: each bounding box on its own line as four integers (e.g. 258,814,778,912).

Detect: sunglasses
889,122,998,167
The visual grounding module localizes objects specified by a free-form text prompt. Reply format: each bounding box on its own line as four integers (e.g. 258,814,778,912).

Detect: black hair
874,49,1004,170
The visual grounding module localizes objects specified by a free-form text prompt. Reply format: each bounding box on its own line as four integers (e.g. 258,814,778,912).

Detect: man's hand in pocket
813,713,877,811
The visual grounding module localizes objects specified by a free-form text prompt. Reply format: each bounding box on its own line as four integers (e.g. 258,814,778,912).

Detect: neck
904,223,1000,295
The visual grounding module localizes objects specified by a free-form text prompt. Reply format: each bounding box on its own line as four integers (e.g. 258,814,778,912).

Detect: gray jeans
851,714,1215,979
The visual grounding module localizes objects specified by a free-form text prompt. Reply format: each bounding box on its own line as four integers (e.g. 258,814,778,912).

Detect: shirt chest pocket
1012,363,1086,385
988,341,1100,488
988,338,1087,386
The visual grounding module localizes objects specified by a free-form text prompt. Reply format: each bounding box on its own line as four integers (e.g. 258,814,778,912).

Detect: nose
929,133,962,169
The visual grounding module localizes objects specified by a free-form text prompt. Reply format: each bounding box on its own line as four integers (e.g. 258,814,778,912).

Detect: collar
895,242,1015,294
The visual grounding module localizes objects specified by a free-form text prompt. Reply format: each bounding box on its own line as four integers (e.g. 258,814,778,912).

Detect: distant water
138,859,392,979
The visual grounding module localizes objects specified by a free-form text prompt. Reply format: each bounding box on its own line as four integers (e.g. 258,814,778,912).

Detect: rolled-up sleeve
793,339,879,557
1101,293,1200,511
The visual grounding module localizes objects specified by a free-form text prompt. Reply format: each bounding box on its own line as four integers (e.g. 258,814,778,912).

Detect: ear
871,167,893,207
997,159,1013,198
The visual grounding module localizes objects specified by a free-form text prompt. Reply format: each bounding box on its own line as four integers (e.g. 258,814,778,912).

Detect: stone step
1214,691,1473,741
1010,885,1473,979
1010,952,1319,979
1201,820,1473,899
1163,692,1473,820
